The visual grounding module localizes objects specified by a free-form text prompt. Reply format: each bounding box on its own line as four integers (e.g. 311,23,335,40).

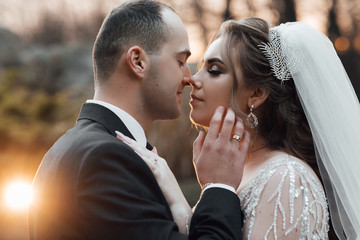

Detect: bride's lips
190,94,204,106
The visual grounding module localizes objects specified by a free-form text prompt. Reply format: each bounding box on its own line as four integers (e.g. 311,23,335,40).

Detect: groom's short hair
93,0,173,82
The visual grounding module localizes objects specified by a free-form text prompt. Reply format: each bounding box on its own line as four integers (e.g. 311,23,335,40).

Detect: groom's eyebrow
177,49,192,59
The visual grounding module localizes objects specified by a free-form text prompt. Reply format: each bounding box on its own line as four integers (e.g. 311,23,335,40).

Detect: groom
28,0,244,239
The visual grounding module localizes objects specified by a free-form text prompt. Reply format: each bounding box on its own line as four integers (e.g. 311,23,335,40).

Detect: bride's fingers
206,106,225,140
116,131,167,171
218,108,236,142
116,131,143,153
152,146,158,155
230,116,245,147
116,131,153,160
239,130,251,153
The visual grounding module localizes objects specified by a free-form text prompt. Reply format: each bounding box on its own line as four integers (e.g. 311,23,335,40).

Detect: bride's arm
117,107,250,235
116,131,192,235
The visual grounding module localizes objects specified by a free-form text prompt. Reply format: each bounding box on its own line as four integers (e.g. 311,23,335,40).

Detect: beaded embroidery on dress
239,154,329,240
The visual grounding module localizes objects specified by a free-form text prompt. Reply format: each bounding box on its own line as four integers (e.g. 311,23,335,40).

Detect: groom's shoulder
55,124,126,155
45,117,127,162
41,124,141,180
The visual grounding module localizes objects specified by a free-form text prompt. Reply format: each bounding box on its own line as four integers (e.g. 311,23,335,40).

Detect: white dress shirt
86,99,147,148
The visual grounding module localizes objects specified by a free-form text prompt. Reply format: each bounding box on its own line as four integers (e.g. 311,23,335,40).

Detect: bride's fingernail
216,106,225,113
152,146,158,154
115,131,124,140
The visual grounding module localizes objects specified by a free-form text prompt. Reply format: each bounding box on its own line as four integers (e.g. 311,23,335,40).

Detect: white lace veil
260,22,360,239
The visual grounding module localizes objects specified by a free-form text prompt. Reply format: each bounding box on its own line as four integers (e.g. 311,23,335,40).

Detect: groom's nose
182,64,191,86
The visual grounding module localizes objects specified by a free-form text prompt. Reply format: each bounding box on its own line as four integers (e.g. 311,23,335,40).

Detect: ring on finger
231,134,242,142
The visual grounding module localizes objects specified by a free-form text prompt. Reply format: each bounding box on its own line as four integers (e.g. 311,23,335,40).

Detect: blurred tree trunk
223,0,232,21
281,0,296,23
192,0,209,47
328,0,340,37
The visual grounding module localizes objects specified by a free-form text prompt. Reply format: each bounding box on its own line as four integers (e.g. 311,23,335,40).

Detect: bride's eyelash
208,69,222,75
207,65,222,75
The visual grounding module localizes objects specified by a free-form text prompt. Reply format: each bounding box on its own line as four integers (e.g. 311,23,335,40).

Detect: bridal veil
261,22,360,239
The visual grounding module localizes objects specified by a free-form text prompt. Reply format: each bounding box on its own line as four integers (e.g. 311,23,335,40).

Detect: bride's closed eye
207,65,222,75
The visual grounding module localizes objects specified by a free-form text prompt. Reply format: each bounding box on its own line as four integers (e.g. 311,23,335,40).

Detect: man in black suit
29,0,245,239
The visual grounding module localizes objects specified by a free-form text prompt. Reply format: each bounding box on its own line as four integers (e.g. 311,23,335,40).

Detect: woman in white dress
118,17,360,239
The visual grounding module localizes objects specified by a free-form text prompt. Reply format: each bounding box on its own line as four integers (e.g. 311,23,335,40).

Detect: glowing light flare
3,180,34,210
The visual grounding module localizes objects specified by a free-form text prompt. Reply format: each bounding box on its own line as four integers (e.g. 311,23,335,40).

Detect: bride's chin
189,111,211,128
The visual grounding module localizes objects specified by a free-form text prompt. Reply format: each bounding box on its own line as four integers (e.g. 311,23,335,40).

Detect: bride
118,17,360,239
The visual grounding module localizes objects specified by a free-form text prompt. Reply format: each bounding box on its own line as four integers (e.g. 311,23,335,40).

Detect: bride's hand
115,131,192,235
193,107,251,190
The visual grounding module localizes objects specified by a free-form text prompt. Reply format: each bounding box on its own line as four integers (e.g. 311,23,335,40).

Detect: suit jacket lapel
77,103,135,140
78,103,153,150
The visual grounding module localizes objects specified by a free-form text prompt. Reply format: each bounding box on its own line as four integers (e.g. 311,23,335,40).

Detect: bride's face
189,38,234,127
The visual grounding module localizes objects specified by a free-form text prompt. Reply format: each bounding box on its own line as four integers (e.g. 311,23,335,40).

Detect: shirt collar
86,99,147,148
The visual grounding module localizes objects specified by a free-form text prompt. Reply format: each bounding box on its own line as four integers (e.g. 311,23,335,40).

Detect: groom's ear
126,46,149,79
248,86,269,109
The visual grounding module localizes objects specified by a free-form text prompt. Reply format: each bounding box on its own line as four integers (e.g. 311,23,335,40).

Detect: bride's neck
248,133,267,153
246,135,272,165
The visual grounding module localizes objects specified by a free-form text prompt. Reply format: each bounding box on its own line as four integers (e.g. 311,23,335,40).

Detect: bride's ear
248,86,269,109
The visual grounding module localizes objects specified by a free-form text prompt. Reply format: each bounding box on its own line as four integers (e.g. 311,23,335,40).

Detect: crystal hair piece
259,24,303,83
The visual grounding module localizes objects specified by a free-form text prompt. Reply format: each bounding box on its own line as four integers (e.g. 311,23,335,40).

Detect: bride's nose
189,74,202,89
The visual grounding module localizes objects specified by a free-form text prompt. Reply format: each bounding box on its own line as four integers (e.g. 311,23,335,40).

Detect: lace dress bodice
239,155,329,240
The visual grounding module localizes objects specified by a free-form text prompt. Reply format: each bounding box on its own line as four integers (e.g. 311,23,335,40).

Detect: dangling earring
246,104,258,129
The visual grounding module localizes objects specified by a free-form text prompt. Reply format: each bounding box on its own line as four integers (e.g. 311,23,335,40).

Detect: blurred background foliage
0,68,82,146
0,0,359,238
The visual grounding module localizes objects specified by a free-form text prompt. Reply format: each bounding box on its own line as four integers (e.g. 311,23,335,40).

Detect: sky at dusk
2,0,356,61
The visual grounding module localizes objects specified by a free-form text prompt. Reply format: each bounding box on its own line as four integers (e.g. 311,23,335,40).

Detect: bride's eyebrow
207,57,225,65
197,57,225,71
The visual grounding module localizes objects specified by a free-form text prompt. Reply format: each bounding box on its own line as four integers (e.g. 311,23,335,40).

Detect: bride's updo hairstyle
215,17,317,171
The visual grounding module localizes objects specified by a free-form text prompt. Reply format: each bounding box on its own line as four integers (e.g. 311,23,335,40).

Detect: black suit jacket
28,103,243,239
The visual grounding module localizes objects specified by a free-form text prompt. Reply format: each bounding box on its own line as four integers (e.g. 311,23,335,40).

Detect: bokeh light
353,35,360,52
3,180,33,210
334,36,350,52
